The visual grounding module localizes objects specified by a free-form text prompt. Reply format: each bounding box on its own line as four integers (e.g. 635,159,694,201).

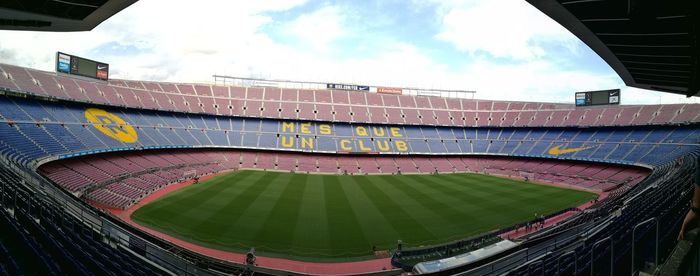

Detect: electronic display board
575,89,620,106
56,52,109,80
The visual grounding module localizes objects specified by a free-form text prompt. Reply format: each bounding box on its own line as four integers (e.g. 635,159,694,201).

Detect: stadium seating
1,63,698,128
0,167,168,275
37,148,648,209
1,95,697,170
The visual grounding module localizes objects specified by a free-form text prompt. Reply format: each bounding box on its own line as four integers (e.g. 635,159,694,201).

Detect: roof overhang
0,0,137,32
527,0,699,97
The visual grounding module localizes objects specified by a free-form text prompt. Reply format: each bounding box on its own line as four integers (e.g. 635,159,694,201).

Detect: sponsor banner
609,95,619,104
608,90,620,104
548,145,595,155
377,87,402,94
96,63,109,80
327,83,370,91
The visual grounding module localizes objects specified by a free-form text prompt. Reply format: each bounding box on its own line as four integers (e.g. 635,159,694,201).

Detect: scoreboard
56,52,109,80
575,89,620,106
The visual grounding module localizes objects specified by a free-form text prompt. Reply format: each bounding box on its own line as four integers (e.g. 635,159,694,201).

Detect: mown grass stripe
436,174,550,206
353,175,437,246
385,175,478,229
292,175,331,251
132,170,262,231
216,172,291,244
367,176,456,234
338,175,400,250
175,171,265,228
140,170,254,213
409,174,505,215
323,175,371,255
189,171,280,242
253,173,307,247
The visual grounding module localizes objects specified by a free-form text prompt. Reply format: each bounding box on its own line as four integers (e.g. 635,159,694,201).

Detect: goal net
519,171,535,181
183,170,197,179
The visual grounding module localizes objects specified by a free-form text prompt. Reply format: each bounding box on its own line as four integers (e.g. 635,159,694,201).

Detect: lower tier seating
40,149,649,209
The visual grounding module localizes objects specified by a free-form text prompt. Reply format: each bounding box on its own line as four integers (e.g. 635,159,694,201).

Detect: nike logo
548,145,595,155
97,65,107,70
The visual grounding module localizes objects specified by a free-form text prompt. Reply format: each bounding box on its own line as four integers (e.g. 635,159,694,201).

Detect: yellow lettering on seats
395,140,408,152
281,136,294,148
390,127,403,137
340,139,352,151
372,127,385,137
301,123,311,134
358,140,371,151
376,140,390,151
282,122,295,133
355,126,368,136
319,124,332,135
301,137,314,149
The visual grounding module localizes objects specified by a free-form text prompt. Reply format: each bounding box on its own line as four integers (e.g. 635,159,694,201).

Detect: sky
0,0,697,105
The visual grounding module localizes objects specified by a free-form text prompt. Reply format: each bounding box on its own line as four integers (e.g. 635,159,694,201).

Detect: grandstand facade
0,61,699,275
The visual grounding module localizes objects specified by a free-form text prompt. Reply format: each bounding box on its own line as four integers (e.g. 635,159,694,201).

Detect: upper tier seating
1,63,698,128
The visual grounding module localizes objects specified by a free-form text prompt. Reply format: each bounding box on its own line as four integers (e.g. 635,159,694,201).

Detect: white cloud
433,0,580,60
0,0,309,82
283,5,346,51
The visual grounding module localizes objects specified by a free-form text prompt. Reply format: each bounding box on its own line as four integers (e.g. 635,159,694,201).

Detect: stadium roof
527,0,699,97
0,0,136,31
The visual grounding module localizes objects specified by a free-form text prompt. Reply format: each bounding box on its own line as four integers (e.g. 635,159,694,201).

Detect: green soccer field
131,170,596,261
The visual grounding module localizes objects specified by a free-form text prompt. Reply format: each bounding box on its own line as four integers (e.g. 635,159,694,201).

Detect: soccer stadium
0,0,698,275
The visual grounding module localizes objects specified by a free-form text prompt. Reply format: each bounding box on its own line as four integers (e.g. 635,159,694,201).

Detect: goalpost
519,171,535,182
183,170,197,180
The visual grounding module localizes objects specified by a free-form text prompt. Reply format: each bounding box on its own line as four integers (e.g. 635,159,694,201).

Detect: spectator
679,157,700,240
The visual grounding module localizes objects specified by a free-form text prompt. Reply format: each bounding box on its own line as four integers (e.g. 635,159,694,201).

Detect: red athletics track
107,172,396,276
